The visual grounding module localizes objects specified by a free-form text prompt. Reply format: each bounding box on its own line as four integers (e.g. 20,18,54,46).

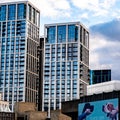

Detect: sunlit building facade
43,22,89,111
0,1,40,111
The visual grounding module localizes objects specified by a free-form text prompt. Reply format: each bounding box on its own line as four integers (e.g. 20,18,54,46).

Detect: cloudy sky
2,0,120,80
35,0,120,80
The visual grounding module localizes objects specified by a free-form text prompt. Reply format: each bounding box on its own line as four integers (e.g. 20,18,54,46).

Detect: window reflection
8,4,16,20
57,25,66,43
68,25,78,42
0,5,6,21
17,4,26,19
47,26,55,43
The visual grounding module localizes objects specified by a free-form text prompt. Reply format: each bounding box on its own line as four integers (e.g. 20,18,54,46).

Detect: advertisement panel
78,98,119,120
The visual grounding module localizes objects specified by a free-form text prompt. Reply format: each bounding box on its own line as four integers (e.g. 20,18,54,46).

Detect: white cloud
89,35,107,69
112,52,120,58
93,9,108,17
1,0,119,23
71,0,117,17
90,34,120,79
37,0,71,18
0,0,71,18
32,0,71,18
80,13,88,19
71,0,99,10
48,0,70,10
0,0,25,2
90,35,107,51
99,0,116,9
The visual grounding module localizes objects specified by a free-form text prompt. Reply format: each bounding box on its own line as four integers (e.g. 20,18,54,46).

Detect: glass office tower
90,69,111,85
43,22,89,111
0,1,40,111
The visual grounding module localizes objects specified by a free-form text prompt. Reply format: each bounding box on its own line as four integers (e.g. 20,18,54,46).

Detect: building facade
37,38,44,111
0,92,11,112
62,89,120,120
87,80,120,95
90,69,111,85
43,22,89,111
0,1,40,111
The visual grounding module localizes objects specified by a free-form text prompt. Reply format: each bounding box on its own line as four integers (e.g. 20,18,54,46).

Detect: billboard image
78,98,119,120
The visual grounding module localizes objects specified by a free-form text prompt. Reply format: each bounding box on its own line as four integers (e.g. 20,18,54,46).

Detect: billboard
78,98,119,120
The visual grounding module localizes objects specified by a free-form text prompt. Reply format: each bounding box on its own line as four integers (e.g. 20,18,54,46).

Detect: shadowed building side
37,38,44,111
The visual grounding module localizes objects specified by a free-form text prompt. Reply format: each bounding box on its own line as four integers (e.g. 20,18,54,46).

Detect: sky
32,0,120,80
3,0,120,32
1,0,120,80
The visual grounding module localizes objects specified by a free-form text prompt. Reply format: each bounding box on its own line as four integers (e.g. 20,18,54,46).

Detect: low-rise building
14,102,71,120
0,93,11,112
62,80,120,120
87,80,120,95
0,93,14,119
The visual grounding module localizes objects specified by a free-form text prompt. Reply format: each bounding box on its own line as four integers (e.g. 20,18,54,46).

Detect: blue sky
34,0,120,80
25,0,120,36
3,0,120,33
36,0,120,34
2,0,120,80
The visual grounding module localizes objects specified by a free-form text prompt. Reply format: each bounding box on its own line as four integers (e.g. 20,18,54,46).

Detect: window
36,11,40,26
47,26,55,43
17,3,26,19
33,8,35,23
16,20,26,36
28,5,32,21
8,4,16,20
2,22,6,37
7,22,10,36
68,25,78,42
11,21,15,36
57,25,66,43
85,32,89,48
0,5,6,21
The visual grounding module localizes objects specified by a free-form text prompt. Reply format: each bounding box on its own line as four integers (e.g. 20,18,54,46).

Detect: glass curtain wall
0,2,40,111
43,23,89,111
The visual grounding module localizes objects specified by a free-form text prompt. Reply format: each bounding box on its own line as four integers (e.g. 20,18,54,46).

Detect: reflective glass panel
57,25,66,43
0,5,6,21
47,26,55,43
8,4,16,20
17,4,26,19
68,25,78,42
